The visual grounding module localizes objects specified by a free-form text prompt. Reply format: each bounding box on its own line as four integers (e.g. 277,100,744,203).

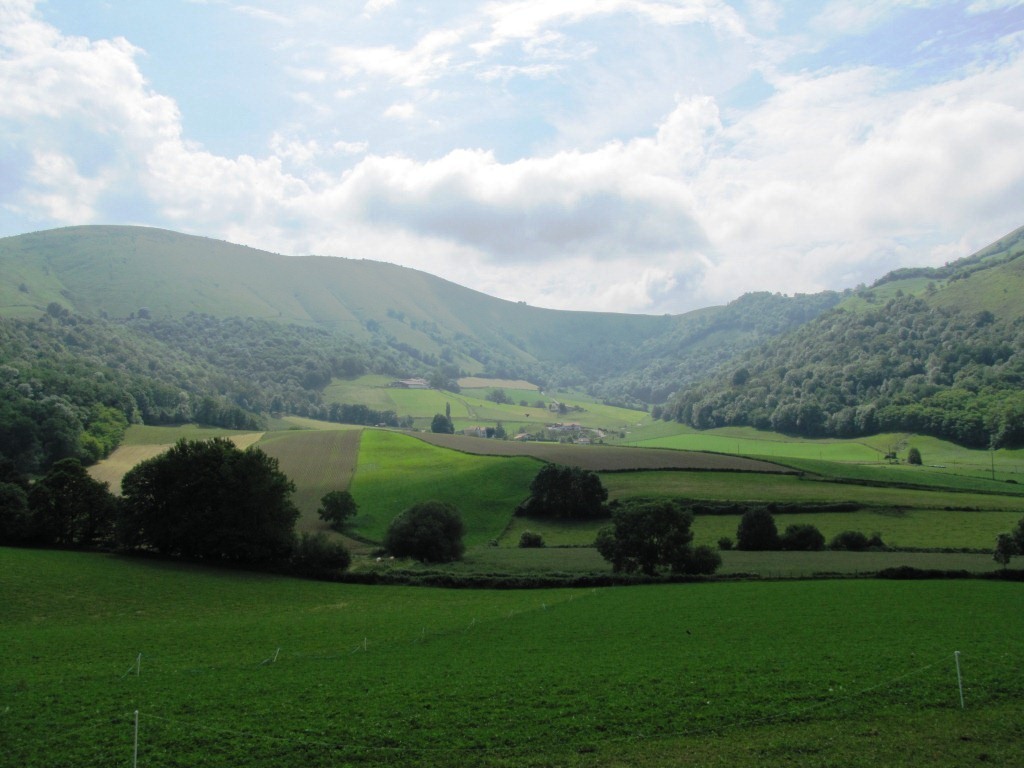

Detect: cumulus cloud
2,0,1024,314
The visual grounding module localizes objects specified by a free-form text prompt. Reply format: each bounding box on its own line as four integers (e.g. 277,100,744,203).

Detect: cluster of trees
0,439,351,577
515,464,608,519
994,516,1024,566
664,296,1024,447
595,500,721,575
725,508,885,552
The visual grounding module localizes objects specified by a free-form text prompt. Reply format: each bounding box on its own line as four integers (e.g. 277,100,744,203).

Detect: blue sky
2,0,1023,313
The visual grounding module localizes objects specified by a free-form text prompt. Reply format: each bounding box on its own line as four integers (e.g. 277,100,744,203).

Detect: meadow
2,548,1021,768
347,430,541,546
87,421,1024,567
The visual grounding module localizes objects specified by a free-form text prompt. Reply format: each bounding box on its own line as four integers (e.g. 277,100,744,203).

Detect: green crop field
348,430,541,545
3,548,1021,768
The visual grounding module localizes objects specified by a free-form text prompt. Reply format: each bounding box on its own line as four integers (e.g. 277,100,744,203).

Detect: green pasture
601,470,1024,512
322,374,398,409
637,430,883,462
120,423,262,446
501,508,1021,551
453,544,1003,577
348,430,540,546
3,548,1021,768
321,375,647,433
628,425,1024,484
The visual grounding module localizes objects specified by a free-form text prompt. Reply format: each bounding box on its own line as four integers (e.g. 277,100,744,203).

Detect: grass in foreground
2,548,1021,768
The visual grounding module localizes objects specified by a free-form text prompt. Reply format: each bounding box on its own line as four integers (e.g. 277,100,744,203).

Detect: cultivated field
89,427,264,492
412,432,790,473
3,548,1021,768
256,428,363,529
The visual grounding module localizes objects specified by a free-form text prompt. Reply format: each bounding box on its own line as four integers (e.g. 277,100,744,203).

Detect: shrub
907,447,922,465
291,533,351,577
736,508,779,550
717,536,734,551
830,530,869,551
518,531,545,548
384,500,465,563
779,523,825,551
684,544,723,575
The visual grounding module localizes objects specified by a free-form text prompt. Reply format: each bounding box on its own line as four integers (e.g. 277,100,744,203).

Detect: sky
2,0,1023,314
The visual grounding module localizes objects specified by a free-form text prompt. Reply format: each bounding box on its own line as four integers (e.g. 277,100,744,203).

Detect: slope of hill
0,225,839,403
664,228,1024,447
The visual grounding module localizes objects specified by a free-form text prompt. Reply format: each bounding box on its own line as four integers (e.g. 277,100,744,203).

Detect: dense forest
0,306,424,473
663,294,1024,447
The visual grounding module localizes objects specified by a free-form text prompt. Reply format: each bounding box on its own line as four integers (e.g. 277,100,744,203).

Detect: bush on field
736,507,780,550
291,532,351,577
595,500,718,576
384,500,465,563
717,536,734,551
519,531,545,548
829,530,885,551
779,523,825,551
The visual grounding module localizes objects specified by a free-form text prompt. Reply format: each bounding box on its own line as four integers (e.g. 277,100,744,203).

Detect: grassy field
500,509,1022,551
2,548,1021,768
600,471,1024,512
453,545,1004,577
348,430,541,546
320,375,648,434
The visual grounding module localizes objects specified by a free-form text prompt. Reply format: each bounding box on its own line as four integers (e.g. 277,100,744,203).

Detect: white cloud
2,0,1024,314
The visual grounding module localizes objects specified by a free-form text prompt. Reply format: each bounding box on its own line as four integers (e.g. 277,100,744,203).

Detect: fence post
954,651,964,709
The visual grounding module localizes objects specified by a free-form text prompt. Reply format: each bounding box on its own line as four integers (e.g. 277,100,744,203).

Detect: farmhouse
391,377,430,389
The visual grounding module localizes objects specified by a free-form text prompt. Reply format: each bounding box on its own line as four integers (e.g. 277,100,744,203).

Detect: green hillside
0,225,840,405
664,227,1024,447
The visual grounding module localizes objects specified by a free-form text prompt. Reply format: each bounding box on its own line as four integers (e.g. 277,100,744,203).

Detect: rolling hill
1,223,1023,475
664,225,1024,447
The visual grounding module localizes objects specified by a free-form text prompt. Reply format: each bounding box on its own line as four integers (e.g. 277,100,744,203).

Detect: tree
779,523,825,551
595,501,718,575
736,508,779,550
0,482,31,545
993,533,1017,567
318,490,358,531
431,413,454,434
519,531,544,548
27,458,118,547
120,438,299,564
907,447,922,465
830,530,870,551
1013,516,1024,553
517,464,607,519
384,501,464,563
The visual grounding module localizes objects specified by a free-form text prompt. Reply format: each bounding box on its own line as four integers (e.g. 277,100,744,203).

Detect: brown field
88,432,264,493
257,429,363,530
411,432,793,473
